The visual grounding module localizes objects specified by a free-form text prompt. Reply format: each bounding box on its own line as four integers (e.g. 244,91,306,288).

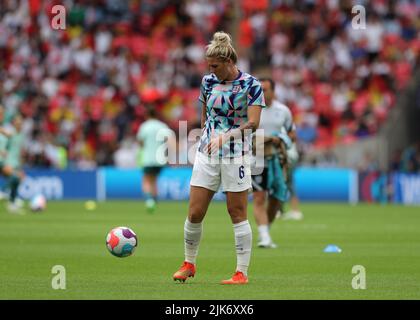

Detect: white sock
184,219,202,265
233,220,252,276
257,224,271,242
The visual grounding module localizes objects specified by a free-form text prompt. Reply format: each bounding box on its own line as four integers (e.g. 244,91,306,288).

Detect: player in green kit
0,108,9,170
136,107,175,213
0,107,25,214
5,114,25,210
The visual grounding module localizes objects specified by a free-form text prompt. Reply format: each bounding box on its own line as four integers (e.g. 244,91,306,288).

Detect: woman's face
261,80,274,104
207,57,230,81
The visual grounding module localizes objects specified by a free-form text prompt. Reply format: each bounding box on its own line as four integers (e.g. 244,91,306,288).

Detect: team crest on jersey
232,85,241,93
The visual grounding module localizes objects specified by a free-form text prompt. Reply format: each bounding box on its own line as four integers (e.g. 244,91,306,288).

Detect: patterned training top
198,71,266,158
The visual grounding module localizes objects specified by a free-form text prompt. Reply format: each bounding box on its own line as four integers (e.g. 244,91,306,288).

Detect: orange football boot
221,271,248,284
173,261,196,282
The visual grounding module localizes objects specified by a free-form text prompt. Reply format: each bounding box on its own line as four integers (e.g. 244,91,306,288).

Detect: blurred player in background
0,106,25,214
173,31,265,285
251,78,294,248
279,126,304,220
5,114,25,206
136,107,175,213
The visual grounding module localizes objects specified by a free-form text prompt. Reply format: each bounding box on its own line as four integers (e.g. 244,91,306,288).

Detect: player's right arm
278,140,289,181
200,101,206,129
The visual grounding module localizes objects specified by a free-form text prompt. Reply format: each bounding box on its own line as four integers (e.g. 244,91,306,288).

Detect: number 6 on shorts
239,165,245,179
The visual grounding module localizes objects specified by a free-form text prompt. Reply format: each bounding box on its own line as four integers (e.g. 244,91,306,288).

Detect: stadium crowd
0,0,419,169
240,0,420,152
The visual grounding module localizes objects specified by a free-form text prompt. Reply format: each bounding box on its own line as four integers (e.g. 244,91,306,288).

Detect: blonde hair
205,31,237,63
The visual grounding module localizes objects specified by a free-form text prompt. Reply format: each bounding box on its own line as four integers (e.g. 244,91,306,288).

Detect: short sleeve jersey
259,100,293,136
136,119,173,167
5,127,24,169
198,71,266,158
254,100,294,165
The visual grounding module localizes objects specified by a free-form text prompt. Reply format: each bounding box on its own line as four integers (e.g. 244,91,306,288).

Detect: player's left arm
288,125,297,143
242,105,263,133
278,139,289,181
285,108,296,143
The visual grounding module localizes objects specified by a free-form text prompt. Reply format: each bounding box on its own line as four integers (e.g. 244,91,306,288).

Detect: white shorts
190,151,252,193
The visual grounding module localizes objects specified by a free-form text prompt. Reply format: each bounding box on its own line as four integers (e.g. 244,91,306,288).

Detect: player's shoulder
272,100,291,113
157,119,170,130
145,119,167,128
138,119,153,132
138,119,169,137
238,72,261,86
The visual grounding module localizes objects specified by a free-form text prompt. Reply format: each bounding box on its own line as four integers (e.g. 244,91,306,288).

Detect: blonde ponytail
205,31,237,63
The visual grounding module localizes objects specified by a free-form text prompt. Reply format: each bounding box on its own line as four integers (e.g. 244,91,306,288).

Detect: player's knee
188,214,204,224
188,205,206,223
254,197,265,207
253,193,265,207
227,204,247,221
9,174,20,186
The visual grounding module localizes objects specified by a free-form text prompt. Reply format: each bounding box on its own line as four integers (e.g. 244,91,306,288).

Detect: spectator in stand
0,0,418,168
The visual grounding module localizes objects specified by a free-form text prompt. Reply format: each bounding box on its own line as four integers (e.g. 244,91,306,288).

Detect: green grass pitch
0,201,419,300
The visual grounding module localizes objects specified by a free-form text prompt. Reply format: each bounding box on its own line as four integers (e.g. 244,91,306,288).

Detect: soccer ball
29,194,47,212
106,226,138,258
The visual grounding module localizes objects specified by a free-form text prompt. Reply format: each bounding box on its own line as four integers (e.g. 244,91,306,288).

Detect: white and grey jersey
253,100,293,169
258,100,293,136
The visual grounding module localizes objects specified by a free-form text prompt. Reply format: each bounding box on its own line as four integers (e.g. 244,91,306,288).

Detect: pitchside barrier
0,168,418,205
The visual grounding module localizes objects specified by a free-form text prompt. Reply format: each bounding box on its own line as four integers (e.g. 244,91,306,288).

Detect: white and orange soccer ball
106,227,138,258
